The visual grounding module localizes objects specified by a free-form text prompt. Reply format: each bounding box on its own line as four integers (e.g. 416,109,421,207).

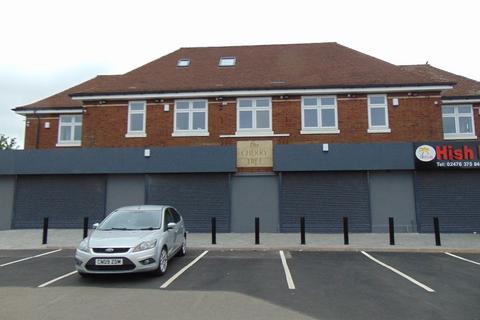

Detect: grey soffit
274,143,415,171
0,146,236,175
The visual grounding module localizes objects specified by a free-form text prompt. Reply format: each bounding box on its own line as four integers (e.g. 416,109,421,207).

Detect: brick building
2,43,480,233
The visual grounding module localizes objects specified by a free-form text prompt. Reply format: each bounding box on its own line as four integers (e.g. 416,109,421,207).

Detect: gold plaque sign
237,140,273,167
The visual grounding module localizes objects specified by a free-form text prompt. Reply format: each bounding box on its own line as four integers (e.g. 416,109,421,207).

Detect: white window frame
56,114,82,147
367,94,391,133
236,97,273,136
301,96,339,134
442,104,477,140
219,56,236,67
126,101,147,138
176,59,190,67
172,99,209,137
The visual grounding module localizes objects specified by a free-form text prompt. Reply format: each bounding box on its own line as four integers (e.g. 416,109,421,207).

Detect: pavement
0,248,479,320
1,229,480,252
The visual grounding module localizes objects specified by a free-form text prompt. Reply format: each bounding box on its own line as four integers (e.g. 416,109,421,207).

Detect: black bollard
343,217,349,245
434,217,441,246
255,217,260,245
389,217,395,245
42,217,49,245
83,217,89,239
211,217,216,245
300,217,306,245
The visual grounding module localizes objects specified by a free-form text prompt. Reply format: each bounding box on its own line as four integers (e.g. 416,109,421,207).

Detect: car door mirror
92,223,99,229
167,222,176,230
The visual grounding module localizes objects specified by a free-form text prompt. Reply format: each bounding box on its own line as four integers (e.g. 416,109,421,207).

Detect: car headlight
132,239,157,252
78,239,89,253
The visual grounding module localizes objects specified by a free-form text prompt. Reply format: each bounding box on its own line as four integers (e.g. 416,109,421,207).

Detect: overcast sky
1,0,479,148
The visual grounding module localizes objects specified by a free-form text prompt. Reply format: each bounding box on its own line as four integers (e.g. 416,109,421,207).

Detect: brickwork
24,116,60,149
24,93,480,149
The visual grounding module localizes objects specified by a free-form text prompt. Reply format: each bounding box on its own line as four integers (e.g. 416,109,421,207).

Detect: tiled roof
70,42,449,96
15,75,118,110
15,43,455,110
399,64,480,98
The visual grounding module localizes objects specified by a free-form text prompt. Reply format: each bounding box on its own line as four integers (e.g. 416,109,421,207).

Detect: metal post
434,217,441,246
255,217,260,245
389,217,395,245
300,217,306,245
211,217,216,245
343,217,349,245
83,217,89,239
42,217,49,245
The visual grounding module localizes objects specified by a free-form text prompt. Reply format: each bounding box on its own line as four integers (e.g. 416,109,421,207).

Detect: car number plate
95,258,123,266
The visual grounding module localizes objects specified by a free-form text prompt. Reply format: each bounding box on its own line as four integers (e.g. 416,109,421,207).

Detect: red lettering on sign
436,146,448,160
454,148,463,160
436,145,475,161
464,145,474,160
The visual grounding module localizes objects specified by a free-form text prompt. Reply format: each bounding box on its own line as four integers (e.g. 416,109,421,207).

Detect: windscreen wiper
137,227,161,230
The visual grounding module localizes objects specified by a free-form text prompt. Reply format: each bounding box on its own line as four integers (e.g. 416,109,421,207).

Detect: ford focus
75,205,186,276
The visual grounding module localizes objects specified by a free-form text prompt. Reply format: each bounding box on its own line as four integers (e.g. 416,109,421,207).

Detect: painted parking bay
371,252,480,319
0,249,73,287
46,249,204,289
288,251,480,320
163,250,293,294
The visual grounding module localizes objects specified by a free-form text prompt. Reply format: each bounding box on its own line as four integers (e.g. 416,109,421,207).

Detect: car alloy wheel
160,248,168,273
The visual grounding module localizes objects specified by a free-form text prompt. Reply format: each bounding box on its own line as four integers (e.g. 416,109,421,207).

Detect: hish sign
415,142,480,169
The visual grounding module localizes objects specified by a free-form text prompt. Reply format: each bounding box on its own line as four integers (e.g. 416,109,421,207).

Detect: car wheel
153,247,168,276
176,240,186,257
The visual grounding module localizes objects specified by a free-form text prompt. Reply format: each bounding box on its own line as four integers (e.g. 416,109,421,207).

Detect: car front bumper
75,247,159,274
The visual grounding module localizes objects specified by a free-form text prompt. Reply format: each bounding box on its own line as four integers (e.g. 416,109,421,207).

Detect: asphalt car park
0,248,479,320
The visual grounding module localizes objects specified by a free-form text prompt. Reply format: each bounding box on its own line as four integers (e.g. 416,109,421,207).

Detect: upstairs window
301,96,339,134
442,105,476,139
173,100,209,136
126,101,146,137
219,57,236,67
367,94,390,133
177,59,190,67
237,98,272,134
57,115,82,146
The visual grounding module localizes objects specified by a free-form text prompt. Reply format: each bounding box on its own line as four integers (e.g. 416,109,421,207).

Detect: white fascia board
15,109,83,115
442,99,480,104
72,85,453,101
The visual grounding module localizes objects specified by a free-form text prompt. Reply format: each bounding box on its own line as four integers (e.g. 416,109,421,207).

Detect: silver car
75,205,186,276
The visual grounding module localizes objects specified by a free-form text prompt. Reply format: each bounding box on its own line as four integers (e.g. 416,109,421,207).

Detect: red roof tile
16,43,455,111
70,43,449,96
15,75,118,110
399,64,480,98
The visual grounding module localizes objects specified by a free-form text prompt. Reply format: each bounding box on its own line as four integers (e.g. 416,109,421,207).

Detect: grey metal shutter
146,173,230,232
415,171,480,232
13,175,106,228
280,172,370,232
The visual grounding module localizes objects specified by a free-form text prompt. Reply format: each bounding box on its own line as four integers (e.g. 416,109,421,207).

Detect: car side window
164,209,174,231
170,208,181,223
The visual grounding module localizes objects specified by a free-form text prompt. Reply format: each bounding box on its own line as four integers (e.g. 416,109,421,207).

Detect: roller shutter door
416,171,480,232
146,173,230,232
280,172,370,232
13,175,106,228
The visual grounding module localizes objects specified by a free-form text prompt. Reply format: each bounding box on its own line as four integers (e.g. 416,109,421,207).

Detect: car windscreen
98,210,162,230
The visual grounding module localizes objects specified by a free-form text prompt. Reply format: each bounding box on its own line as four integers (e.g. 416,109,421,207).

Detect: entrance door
231,175,279,232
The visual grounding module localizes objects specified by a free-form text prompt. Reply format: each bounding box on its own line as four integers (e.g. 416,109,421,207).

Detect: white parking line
361,251,435,293
0,249,62,267
160,250,208,289
38,270,78,288
279,250,295,290
445,252,480,266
